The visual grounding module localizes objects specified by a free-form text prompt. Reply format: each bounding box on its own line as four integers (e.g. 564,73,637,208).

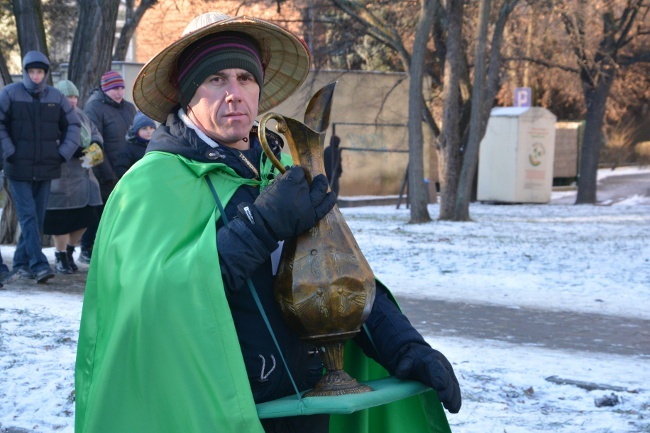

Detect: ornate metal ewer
258,82,376,397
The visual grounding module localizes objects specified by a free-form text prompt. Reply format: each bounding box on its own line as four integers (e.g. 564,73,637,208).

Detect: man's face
27,68,45,85
105,87,125,103
66,95,78,109
186,68,260,148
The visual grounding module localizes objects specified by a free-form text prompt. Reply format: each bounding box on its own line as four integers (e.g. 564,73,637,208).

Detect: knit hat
177,32,264,109
132,111,156,133
132,12,311,123
24,61,49,72
55,80,80,97
101,71,125,92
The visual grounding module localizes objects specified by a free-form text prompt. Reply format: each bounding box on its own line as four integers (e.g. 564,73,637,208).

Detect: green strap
204,175,303,403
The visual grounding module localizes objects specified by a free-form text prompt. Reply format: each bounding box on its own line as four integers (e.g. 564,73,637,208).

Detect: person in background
0,51,80,283
44,80,103,274
75,12,460,433
324,134,343,196
115,111,156,179
80,70,136,263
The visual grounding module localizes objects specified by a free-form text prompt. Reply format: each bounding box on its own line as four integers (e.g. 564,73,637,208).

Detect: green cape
75,151,451,433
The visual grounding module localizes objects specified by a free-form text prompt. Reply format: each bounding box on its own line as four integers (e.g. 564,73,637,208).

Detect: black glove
241,166,337,241
395,343,461,413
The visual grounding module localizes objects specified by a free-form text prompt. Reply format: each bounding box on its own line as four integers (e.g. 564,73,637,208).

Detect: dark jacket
83,88,136,198
0,51,81,181
47,108,103,210
147,111,430,410
115,128,148,179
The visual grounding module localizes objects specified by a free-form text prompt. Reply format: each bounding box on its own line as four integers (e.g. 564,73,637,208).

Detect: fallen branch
545,375,636,393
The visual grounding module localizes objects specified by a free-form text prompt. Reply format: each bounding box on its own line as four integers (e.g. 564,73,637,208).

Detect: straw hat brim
133,15,311,123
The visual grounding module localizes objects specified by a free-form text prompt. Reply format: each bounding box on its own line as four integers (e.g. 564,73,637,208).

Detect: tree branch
619,51,650,65
502,56,580,73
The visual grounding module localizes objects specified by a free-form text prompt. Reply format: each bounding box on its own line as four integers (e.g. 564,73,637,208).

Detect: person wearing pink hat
79,70,136,263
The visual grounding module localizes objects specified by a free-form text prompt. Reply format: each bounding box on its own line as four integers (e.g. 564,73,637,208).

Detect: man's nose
224,83,243,103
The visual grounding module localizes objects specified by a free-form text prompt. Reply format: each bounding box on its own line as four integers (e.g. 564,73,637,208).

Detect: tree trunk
12,0,49,58
0,50,12,87
407,0,435,224
455,0,518,220
438,0,464,221
113,0,158,61
452,0,490,221
68,0,120,105
575,76,614,204
0,178,19,244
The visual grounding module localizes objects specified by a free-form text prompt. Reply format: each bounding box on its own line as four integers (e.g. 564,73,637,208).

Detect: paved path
9,269,648,358
397,296,650,357
551,169,650,204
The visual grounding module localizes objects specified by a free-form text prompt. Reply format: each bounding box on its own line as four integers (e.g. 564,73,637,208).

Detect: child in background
115,112,156,179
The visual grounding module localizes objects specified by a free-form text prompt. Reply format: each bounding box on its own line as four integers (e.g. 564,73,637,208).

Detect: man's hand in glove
239,166,337,242
395,343,462,413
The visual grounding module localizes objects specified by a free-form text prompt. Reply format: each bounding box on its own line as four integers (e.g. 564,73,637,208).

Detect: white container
477,107,557,203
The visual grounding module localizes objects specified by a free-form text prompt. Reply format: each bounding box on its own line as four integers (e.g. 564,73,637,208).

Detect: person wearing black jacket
79,71,136,263
0,51,81,283
75,12,460,433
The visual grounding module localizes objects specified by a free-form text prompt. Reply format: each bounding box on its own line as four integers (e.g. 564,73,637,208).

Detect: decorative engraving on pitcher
337,287,368,314
309,254,323,278
278,290,330,319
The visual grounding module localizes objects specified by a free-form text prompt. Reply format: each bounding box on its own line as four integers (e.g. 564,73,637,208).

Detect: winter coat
75,110,450,433
83,88,136,198
47,108,103,210
0,51,81,181
115,129,148,179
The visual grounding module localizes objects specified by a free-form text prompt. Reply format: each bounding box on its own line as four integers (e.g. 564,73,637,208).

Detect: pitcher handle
258,112,288,174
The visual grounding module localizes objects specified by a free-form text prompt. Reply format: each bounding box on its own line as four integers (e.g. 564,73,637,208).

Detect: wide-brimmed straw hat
133,12,311,123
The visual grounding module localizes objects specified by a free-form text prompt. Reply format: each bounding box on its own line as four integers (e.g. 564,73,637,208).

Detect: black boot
79,246,92,264
66,244,79,272
55,251,73,274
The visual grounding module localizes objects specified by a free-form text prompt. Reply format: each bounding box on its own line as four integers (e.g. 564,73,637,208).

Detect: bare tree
68,0,120,105
452,0,519,220
113,0,158,61
12,0,48,58
329,0,439,223
438,0,464,221
407,0,435,223
557,0,650,203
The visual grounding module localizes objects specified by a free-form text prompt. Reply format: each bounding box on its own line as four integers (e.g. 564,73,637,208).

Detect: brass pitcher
258,82,376,397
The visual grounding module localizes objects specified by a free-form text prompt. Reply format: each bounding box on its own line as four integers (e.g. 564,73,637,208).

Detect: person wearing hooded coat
79,71,136,263
0,51,81,283
115,111,156,179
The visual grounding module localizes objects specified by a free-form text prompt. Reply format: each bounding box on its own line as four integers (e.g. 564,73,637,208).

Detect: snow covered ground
1,167,649,432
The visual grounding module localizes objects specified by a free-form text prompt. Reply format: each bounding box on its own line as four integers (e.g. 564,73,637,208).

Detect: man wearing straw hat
75,12,460,433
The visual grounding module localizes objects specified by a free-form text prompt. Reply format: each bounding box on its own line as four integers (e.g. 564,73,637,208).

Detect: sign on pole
514,87,532,108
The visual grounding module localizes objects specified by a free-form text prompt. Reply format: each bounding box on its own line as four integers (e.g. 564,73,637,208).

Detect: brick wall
135,0,306,64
